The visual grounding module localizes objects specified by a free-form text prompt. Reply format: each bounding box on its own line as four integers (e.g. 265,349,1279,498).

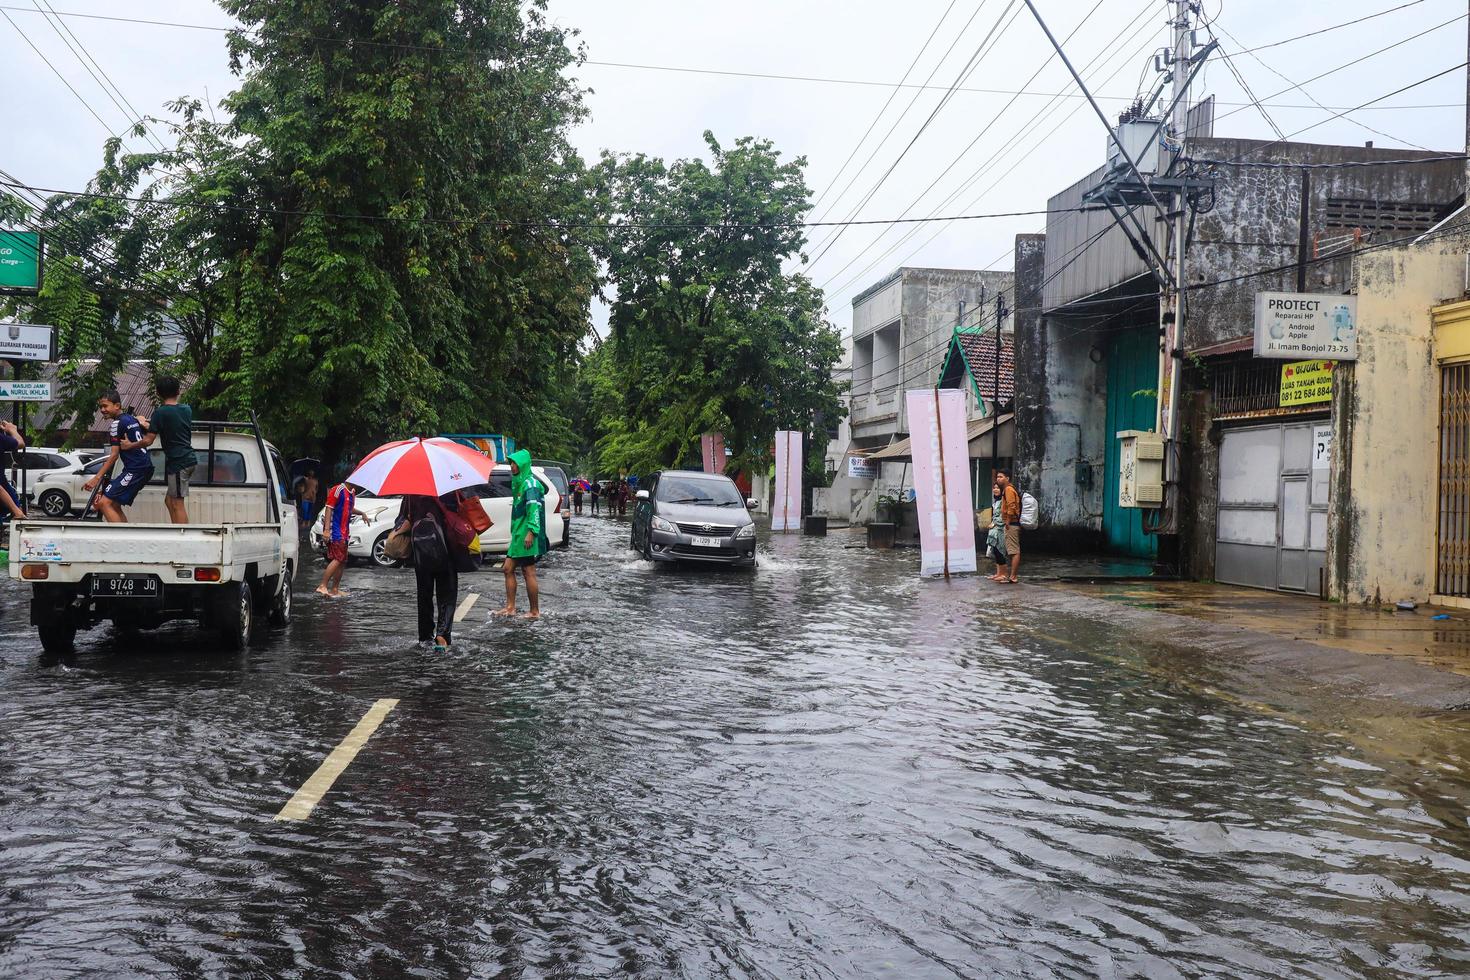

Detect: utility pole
993,291,1006,467
1154,0,1197,537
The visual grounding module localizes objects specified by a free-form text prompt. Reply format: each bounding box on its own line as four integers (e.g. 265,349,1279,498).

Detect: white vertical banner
772,430,803,532
906,389,977,577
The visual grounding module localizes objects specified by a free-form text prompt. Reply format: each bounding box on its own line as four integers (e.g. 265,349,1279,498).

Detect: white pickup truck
8,420,299,654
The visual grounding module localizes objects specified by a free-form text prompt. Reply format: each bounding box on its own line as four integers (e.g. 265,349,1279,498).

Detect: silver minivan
630,470,758,567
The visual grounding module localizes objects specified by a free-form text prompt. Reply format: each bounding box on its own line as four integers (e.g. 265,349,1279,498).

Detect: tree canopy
592,133,845,476
6,7,844,479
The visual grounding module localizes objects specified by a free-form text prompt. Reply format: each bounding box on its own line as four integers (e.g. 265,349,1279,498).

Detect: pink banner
905,389,977,576
773,430,802,532
700,432,726,474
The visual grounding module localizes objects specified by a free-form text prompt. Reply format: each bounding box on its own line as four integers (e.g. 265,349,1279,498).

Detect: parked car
6,447,95,510
30,454,124,517
629,470,757,567
10,420,299,653
533,460,573,547
308,492,404,567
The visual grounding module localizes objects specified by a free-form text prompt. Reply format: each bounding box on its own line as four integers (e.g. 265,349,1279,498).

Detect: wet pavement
5,516,1470,977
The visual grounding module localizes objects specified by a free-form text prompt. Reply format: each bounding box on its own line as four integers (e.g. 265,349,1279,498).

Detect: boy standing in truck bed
137,376,197,524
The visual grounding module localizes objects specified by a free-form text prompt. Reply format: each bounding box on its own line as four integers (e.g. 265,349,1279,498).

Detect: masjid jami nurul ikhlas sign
1253,291,1357,361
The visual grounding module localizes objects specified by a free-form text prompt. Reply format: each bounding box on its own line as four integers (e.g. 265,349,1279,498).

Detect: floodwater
4,516,1470,977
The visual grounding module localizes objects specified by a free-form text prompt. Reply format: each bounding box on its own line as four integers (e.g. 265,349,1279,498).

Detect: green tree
207,0,600,467
594,133,844,474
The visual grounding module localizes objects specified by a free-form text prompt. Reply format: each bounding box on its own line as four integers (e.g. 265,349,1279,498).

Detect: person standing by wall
993,470,1021,584
135,376,197,524
316,478,366,597
82,390,155,523
497,449,549,619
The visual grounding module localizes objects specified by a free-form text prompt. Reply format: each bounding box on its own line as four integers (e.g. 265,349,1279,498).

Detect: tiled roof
954,331,1014,403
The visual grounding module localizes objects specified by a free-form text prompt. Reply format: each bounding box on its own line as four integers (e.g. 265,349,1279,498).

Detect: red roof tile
953,331,1014,403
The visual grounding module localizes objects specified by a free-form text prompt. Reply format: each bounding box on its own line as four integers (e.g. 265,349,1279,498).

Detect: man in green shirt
137,376,198,524
497,449,550,619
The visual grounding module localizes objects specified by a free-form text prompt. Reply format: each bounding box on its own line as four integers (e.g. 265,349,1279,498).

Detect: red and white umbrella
346,437,497,497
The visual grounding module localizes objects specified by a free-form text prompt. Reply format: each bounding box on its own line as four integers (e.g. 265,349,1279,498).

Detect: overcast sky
2,0,1465,340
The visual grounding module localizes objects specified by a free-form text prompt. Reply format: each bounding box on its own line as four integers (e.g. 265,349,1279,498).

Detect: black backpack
411,514,448,571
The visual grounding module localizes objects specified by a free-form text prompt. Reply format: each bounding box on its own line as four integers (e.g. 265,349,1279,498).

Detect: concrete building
830,267,1013,523
1016,134,1465,590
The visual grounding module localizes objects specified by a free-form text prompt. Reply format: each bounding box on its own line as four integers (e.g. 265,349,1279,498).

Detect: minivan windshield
656,474,744,507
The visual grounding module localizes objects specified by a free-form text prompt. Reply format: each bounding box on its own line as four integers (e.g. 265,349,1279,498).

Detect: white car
30,452,152,518
309,494,404,567
7,447,97,513
309,466,565,566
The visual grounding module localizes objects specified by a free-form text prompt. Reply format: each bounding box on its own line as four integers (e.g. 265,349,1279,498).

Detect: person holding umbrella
497,449,549,619
345,437,496,646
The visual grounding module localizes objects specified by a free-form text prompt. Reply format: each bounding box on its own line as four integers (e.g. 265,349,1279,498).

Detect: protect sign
1279,360,1333,407
906,389,976,577
772,430,802,532
1254,291,1357,360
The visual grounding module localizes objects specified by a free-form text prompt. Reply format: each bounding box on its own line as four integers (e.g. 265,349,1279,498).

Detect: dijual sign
1254,291,1357,360
1279,360,1334,407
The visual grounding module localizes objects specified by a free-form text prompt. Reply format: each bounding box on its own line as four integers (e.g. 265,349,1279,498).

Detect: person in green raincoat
497,449,550,619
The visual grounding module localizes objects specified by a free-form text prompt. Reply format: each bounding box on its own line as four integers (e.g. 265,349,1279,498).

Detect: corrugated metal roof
868,413,1016,461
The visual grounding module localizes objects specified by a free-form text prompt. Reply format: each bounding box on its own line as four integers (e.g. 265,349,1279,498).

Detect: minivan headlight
735,523,755,539
650,515,676,533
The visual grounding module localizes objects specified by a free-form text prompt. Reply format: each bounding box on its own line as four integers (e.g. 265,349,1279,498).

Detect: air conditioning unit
1107,120,1160,175
1116,430,1165,508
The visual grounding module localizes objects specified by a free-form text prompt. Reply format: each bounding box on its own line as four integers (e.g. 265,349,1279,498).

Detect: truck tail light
21,564,49,580
194,568,221,582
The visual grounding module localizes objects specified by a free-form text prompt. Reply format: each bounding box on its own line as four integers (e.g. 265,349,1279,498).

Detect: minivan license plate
90,573,161,598
690,536,720,548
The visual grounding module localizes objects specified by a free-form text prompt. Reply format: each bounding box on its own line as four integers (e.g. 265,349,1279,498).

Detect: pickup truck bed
10,520,284,581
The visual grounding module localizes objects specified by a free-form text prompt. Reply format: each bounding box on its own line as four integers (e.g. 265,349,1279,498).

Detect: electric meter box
1116,430,1164,508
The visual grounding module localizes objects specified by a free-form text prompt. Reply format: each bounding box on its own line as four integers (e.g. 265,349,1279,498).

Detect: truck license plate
89,574,161,598
690,536,720,548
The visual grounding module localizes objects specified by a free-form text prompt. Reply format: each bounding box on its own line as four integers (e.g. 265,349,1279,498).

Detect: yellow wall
1333,246,1464,603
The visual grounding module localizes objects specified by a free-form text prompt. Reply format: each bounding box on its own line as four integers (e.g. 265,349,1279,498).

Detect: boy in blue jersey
83,389,156,523
315,478,366,597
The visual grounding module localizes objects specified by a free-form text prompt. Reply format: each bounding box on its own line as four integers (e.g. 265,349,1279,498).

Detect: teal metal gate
1102,327,1159,558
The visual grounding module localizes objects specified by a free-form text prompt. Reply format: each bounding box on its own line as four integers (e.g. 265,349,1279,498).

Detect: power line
1239,0,1428,54
1211,11,1467,127
813,0,1136,292
2,1,1441,84
1210,16,1429,151
822,1,1165,301
30,0,166,152
1,9,134,143
807,0,1005,239
0,179,1092,229
807,0,1026,267
1221,61,1468,166
807,0,960,214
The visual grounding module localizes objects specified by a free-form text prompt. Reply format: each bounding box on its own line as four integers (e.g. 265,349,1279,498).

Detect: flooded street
5,515,1470,977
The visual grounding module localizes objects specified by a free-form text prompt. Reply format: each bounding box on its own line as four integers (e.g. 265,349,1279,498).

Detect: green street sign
0,230,42,292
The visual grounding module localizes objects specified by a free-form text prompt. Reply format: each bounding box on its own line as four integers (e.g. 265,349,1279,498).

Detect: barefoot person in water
496,449,549,619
